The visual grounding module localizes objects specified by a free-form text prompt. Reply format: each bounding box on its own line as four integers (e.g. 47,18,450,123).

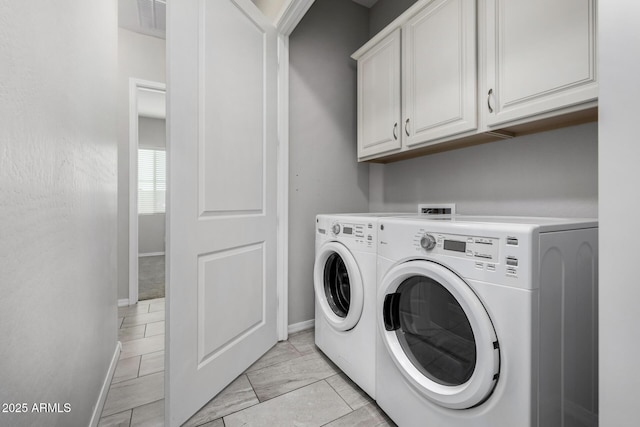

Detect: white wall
138,117,166,255
599,2,640,425
288,0,370,326
370,123,598,218
118,29,166,300
0,2,118,426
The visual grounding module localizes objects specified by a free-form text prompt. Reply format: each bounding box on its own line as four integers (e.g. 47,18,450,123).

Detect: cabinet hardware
488,88,494,113
405,118,410,136
393,122,398,140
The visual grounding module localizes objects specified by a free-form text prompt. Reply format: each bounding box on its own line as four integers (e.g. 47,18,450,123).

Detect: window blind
138,148,166,214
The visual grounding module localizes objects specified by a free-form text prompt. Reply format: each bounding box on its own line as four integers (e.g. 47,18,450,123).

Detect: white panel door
483,0,597,127
403,0,477,146
357,29,402,160
166,0,278,425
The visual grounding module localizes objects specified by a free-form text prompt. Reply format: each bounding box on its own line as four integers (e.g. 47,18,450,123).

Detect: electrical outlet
418,203,456,215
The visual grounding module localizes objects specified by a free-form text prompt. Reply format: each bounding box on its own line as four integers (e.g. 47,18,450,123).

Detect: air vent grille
136,0,166,32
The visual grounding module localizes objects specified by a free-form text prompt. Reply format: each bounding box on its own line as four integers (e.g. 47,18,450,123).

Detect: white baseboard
117,299,130,308
89,341,121,427
139,252,165,258
288,319,314,334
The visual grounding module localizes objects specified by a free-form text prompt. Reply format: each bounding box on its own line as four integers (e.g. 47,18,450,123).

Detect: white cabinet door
403,0,477,147
167,0,278,425
357,29,402,160
483,0,597,127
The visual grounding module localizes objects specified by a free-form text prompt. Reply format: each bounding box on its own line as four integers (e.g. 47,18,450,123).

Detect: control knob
420,234,436,250
332,223,341,235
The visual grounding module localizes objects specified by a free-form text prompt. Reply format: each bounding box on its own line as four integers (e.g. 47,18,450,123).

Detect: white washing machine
375,216,598,427
314,213,407,398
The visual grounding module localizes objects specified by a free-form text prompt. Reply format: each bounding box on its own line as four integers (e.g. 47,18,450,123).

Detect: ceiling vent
136,0,166,32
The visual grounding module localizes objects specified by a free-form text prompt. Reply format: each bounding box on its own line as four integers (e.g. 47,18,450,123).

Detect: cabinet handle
487,89,494,113
405,118,410,136
393,123,398,140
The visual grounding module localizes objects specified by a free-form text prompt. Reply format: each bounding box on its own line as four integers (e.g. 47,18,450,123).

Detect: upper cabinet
357,29,402,159
481,0,597,128
403,0,477,147
354,0,476,161
353,0,598,162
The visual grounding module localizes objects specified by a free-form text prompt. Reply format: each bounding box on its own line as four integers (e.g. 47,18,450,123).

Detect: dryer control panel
414,231,500,262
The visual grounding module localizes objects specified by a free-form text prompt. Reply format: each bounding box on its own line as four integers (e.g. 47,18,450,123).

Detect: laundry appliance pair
314,214,598,427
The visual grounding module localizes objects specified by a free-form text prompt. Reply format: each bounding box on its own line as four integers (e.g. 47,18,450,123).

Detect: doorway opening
129,79,167,304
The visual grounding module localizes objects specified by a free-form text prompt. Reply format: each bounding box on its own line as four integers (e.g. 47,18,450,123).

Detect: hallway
98,299,395,426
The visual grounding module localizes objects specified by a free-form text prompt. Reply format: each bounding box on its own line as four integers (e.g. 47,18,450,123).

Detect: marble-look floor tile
326,373,373,410
287,328,317,355
122,310,165,328
145,321,164,338
246,341,301,373
139,351,164,377
323,403,396,427
224,380,350,427
119,303,151,318
131,399,164,427
119,325,146,343
113,356,141,384
98,409,132,427
148,301,164,313
246,352,339,401
120,334,165,360
102,372,164,417
183,375,258,427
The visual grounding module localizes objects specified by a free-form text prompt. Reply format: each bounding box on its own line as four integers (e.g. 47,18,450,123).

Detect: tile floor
100,299,395,427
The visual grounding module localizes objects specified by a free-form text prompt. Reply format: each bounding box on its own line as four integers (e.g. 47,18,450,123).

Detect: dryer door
379,260,500,409
314,241,364,331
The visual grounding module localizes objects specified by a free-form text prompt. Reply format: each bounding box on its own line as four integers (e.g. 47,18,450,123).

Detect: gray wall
138,117,166,255
0,2,118,426
369,0,419,37
599,2,640,425
118,29,166,300
370,123,598,218
289,0,370,326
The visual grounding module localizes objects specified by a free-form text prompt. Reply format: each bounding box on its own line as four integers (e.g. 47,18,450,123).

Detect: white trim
88,341,122,427
275,0,315,35
129,78,166,306
288,319,315,334
274,0,315,342
118,299,130,308
139,251,166,258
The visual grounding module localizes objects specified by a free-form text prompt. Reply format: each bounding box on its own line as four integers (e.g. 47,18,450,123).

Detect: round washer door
379,260,500,409
314,241,364,331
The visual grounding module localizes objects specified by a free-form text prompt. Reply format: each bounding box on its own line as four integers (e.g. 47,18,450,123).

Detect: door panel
483,0,597,126
403,0,477,145
357,29,402,160
167,0,278,425
201,0,265,214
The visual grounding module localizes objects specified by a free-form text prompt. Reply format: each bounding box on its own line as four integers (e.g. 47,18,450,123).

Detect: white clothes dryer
314,213,407,398
375,216,598,427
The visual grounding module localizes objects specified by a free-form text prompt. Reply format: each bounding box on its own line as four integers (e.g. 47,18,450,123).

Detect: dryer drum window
324,252,351,318
395,275,477,386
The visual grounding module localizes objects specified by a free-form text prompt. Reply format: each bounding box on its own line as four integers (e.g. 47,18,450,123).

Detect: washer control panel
414,231,499,262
